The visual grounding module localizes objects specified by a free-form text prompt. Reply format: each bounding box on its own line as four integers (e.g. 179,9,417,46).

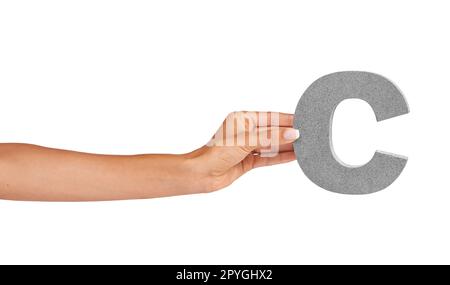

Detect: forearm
0,143,205,201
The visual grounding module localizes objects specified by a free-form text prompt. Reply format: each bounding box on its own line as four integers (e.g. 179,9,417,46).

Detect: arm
0,112,299,201
0,144,202,201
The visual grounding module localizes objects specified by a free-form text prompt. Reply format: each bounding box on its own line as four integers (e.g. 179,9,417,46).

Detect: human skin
0,111,299,201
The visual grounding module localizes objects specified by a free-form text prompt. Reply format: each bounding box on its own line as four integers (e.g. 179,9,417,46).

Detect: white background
0,0,449,265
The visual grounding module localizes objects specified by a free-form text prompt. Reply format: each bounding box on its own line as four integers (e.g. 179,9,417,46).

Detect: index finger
255,112,294,127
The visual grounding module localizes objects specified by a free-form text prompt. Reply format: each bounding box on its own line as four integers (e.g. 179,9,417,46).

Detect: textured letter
294,71,409,194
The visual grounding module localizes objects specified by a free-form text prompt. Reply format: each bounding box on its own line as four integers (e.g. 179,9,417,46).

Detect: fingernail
283,128,300,141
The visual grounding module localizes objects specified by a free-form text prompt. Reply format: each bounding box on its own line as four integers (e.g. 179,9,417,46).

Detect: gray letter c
293,71,409,194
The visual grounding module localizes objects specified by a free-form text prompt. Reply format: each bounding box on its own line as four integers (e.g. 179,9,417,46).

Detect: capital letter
294,71,409,194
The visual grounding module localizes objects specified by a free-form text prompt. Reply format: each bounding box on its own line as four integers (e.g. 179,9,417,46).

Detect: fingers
253,112,294,127
206,126,299,169
202,111,299,178
227,151,296,182
210,112,296,148
223,111,293,129
252,127,300,148
251,151,296,168
255,143,293,154
278,143,294,153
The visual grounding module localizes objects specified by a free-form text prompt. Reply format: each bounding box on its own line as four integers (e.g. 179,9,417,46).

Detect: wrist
179,152,213,194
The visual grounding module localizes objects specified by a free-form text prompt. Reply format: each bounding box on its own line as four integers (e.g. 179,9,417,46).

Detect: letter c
293,71,409,194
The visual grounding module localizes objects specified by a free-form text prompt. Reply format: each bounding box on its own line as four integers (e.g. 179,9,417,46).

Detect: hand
0,111,299,201
185,111,300,193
